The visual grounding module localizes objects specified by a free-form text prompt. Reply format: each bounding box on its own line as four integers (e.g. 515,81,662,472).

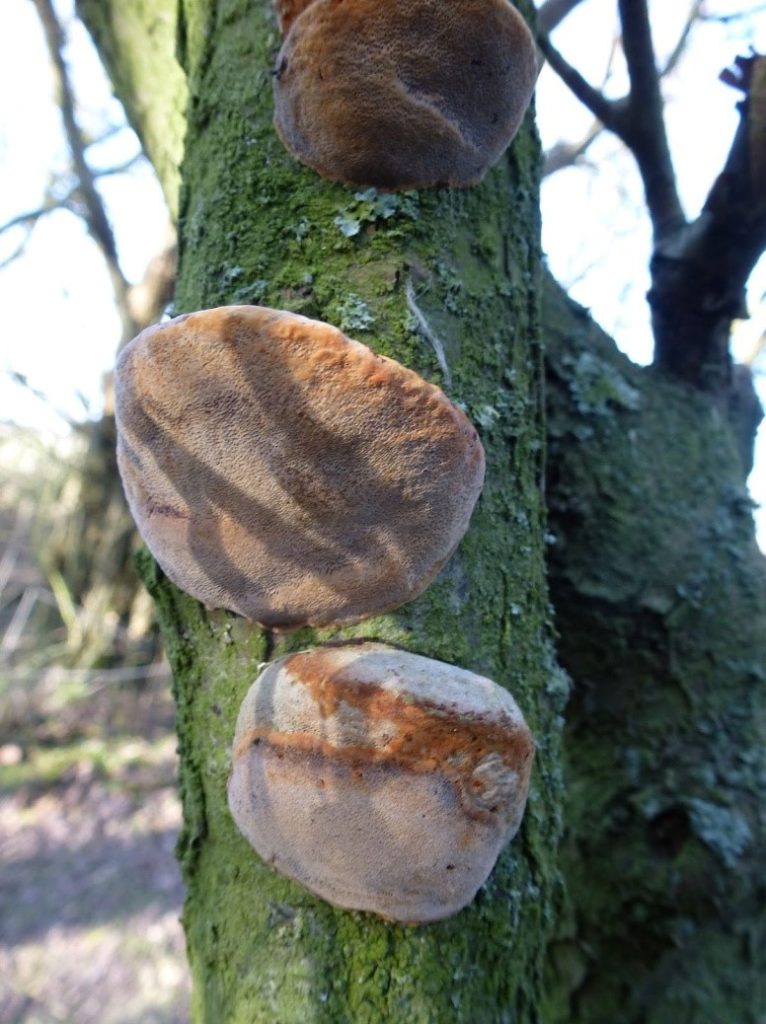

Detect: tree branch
543,120,603,177
537,32,625,133
617,0,686,239
0,202,65,237
701,2,766,23
32,0,137,343
536,0,588,34
650,55,766,392
661,0,704,78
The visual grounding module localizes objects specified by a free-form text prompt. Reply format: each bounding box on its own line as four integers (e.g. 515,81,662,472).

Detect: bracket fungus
228,643,535,923
114,305,484,629
272,0,538,189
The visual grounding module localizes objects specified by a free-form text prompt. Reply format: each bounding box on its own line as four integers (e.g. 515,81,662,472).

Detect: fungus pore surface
228,643,536,922
272,0,538,189
114,306,485,629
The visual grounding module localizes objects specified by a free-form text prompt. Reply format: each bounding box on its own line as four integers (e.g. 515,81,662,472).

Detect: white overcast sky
1,0,765,540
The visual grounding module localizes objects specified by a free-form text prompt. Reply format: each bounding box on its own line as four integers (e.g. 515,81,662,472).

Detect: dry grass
0,421,189,1022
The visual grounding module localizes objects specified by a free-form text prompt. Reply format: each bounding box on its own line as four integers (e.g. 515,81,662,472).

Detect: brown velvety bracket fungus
114,306,484,629
228,643,535,923
272,0,538,189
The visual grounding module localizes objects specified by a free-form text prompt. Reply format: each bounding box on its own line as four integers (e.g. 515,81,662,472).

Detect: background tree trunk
542,273,766,1023
79,0,564,1019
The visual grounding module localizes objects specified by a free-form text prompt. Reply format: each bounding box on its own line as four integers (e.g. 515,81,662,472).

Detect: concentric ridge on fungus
114,306,485,629
228,643,536,922
273,0,538,189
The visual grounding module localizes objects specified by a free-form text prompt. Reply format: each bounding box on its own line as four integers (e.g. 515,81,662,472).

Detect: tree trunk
542,273,766,1024
79,0,563,1019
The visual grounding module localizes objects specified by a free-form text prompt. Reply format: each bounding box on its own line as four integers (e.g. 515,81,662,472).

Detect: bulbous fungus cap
272,0,538,189
114,306,485,629
228,643,535,923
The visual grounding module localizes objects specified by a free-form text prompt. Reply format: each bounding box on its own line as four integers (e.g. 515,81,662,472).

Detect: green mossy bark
81,1,563,1020
541,275,766,1023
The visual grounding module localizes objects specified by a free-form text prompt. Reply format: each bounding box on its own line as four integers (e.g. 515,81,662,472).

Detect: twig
650,56,766,389
701,2,766,23
617,0,686,239
537,0,588,34
537,32,624,132
5,371,78,428
661,0,704,78
543,120,603,177
32,0,138,344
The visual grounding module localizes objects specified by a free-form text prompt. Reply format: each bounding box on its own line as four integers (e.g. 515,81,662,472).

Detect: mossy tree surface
79,0,563,1020
541,276,766,1024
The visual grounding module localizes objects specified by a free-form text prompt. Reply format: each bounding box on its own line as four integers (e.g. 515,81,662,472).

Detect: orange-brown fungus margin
272,0,538,189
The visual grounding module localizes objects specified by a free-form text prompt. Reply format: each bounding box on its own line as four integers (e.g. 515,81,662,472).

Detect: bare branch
543,120,603,177
701,2,766,23
617,0,686,239
32,0,138,343
126,227,178,339
537,32,625,132
5,371,78,428
0,202,63,237
650,55,766,391
660,0,704,78
93,152,143,178
536,0,588,34
0,237,32,272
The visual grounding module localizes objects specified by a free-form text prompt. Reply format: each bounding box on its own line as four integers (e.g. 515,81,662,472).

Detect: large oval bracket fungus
114,306,485,629
228,643,536,923
273,0,538,189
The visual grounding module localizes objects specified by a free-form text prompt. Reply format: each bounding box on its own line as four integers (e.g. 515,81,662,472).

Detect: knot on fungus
227,643,536,923
272,0,539,189
114,306,485,630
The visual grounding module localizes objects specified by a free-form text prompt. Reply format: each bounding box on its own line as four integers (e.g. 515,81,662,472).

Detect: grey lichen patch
335,293,375,332
566,350,641,419
686,798,753,869
334,188,420,239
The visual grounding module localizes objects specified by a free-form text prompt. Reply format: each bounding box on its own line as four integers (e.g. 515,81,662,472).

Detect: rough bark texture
79,0,564,1020
541,274,766,1023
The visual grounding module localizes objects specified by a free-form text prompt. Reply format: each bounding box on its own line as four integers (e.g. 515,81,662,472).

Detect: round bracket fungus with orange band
228,643,536,923
114,306,485,630
272,0,538,189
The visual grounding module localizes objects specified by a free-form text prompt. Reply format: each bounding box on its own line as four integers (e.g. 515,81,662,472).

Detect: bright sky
1,0,765,540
